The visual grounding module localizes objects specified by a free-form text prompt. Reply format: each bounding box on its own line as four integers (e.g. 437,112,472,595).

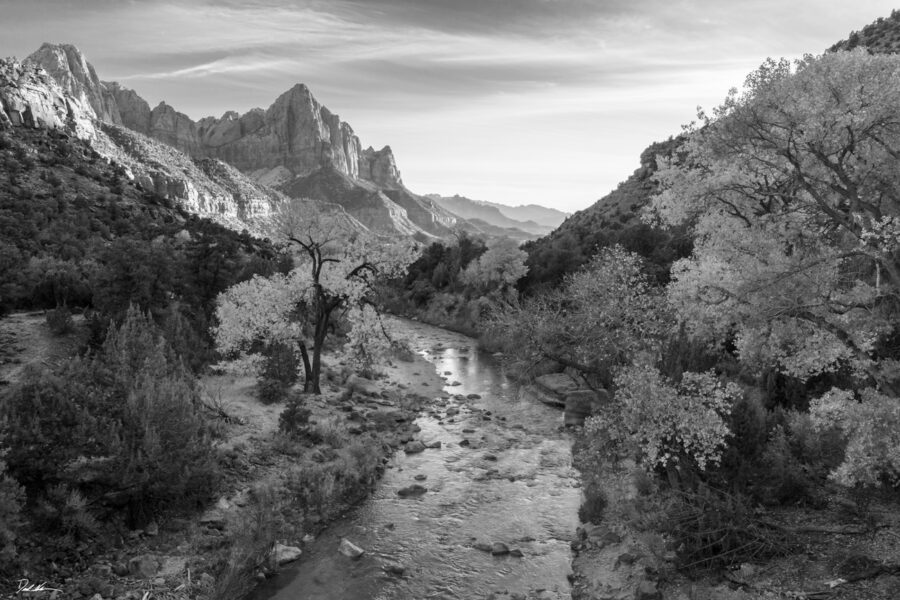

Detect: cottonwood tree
214,201,415,393
490,245,671,387
460,237,528,296
648,50,900,484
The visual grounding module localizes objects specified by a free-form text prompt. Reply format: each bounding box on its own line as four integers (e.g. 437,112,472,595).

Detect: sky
1,1,896,213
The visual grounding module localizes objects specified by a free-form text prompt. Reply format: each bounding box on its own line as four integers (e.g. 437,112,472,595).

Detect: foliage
282,437,381,517
459,236,528,293
45,305,74,335
0,127,287,366
1,307,218,525
520,136,691,293
212,485,283,600
810,387,900,486
0,459,24,569
215,200,415,393
588,364,740,471
278,395,312,438
32,483,99,541
650,50,900,396
664,485,791,575
490,245,670,387
648,50,900,489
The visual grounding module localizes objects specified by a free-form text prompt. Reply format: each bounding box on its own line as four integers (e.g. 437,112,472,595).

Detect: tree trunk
299,343,313,393
308,310,331,395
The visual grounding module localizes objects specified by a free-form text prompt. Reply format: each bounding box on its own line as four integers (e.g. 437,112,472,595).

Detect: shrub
578,482,608,524
278,395,312,438
32,484,99,542
810,387,900,487
1,307,218,525
664,485,790,575
212,485,283,600
0,459,25,570
257,377,289,405
261,342,300,386
46,306,74,335
590,364,739,472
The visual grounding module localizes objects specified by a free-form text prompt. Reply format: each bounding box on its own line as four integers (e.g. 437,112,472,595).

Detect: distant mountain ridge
427,194,566,237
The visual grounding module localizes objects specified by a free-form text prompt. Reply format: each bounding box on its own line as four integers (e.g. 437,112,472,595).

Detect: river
258,318,582,600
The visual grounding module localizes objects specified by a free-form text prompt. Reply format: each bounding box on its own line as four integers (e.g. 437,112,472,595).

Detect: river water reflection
259,318,581,600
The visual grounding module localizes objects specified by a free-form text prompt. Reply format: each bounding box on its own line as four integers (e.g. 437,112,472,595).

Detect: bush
664,485,791,575
0,460,25,570
810,387,900,487
578,482,608,524
1,307,218,525
278,395,312,438
590,365,739,472
257,377,289,405
46,306,74,336
261,342,300,386
212,485,283,600
32,484,99,542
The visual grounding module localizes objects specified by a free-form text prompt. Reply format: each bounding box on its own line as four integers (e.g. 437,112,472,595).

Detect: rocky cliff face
0,57,98,138
25,43,121,124
0,54,285,233
14,43,449,238
24,44,404,190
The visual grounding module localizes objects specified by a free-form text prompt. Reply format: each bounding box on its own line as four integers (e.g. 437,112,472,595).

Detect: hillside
521,136,691,291
829,9,900,53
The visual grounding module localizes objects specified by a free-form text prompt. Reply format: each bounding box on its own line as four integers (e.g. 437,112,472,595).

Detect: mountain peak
26,42,120,123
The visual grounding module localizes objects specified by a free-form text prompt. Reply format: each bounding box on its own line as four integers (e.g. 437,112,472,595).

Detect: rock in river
491,542,510,555
404,440,426,453
397,484,428,497
339,538,365,559
272,543,302,565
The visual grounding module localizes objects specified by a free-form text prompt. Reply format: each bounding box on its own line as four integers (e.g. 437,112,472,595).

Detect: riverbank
0,313,444,600
254,318,581,600
566,435,900,600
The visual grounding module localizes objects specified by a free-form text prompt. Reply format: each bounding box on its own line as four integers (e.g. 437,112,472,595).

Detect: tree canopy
649,49,900,485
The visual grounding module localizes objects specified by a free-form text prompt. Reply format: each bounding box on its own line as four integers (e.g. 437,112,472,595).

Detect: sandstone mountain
11,42,454,239
0,55,286,235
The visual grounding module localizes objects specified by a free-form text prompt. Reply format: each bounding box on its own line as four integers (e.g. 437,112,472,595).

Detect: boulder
564,389,609,427
534,373,580,397
338,538,365,559
383,562,406,575
404,441,426,454
128,554,159,579
634,580,662,600
397,484,428,497
490,542,510,555
347,374,381,397
200,507,227,529
157,556,187,578
272,543,302,566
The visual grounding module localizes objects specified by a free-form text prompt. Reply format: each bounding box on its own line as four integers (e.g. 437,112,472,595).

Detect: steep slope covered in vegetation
521,136,691,291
